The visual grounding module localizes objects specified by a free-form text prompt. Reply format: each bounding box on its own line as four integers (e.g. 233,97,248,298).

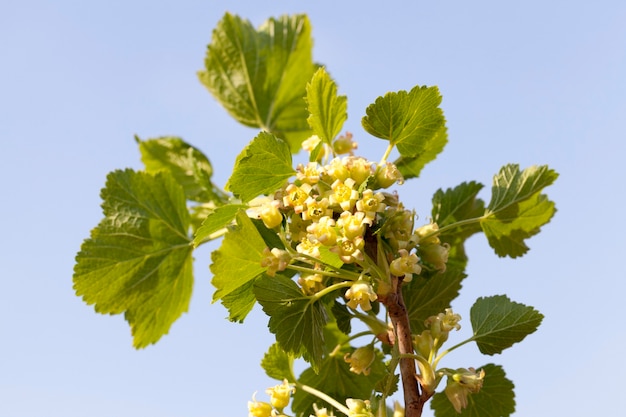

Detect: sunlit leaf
470,295,544,355
74,169,193,348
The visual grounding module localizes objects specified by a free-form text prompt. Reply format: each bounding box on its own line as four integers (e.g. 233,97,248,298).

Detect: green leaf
261,343,296,382
405,267,466,334
220,279,257,323
73,169,193,348
431,181,485,268
198,13,315,151
394,124,448,180
431,364,515,417
210,210,268,302
225,131,295,203
136,136,225,203
306,67,347,144
481,164,558,257
254,275,328,370
193,204,247,247
362,85,447,178
470,295,543,355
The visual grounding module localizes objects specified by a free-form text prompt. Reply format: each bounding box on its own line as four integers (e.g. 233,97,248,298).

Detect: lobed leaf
481,164,558,258
73,169,193,348
431,364,515,417
198,13,315,151
261,343,296,382
305,67,347,144
362,85,447,179
254,275,328,370
470,295,544,355
210,210,267,303
225,131,295,203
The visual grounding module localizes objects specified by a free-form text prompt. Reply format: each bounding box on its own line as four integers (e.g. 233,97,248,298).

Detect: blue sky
1,1,625,416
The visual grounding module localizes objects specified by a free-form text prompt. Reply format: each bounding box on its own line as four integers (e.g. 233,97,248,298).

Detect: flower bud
346,399,374,417
419,243,449,272
374,162,403,189
259,200,283,229
333,132,357,155
413,222,440,245
344,345,376,375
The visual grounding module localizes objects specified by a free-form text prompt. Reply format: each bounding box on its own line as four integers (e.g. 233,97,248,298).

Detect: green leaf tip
137,136,227,204
470,295,544,355
225,131,295,203
73,169,193,348
481,164,558,258
306,66,348,144
199,12,316,151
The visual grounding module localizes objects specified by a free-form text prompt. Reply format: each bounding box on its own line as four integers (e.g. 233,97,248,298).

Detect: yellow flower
298,273,325,295
331,236,365,264
329,178,359,211
355,189,386,222
374,162,404,188
248,393,272,417
344,345,376,375
302,197,332,222
389,249,422,282
337,211,368,240
344,156,374,186
261,248,291,277
266,380,295,410
346,399,374,417
283,183,312,213
444,368,485,413
306,216,338,246
296,162,322,185
345,280,377,311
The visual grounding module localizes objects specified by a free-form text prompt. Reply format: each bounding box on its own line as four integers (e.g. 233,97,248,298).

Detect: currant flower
302,135,322,153
311,404,335,417
389,249,422,282
306,216,338,246
329,178,359,211
344,156,374,186
425,308,461,342
261,248,291,277
383,208,415,251
296,236,322,259
345,280,377,311
283,183,312,214
355,189,386,223
344,345,376,375
345,399,374,417
324,157,350,182
248,393,273,417
332,236,365,264
374,161,404,188
337,211,368,240
266,379,295,410
298,272,325,295
258,199,283,229
296,162,322,185
393,401,404,417
420,242,450,272
332,131,357,155
302,197,332,222
444,368,485,413
413,222,441,245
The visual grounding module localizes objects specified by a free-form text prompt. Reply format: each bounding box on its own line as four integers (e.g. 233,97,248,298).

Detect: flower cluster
250,134,450,312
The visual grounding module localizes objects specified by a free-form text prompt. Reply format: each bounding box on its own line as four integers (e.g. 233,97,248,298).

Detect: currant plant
73,13,558,417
